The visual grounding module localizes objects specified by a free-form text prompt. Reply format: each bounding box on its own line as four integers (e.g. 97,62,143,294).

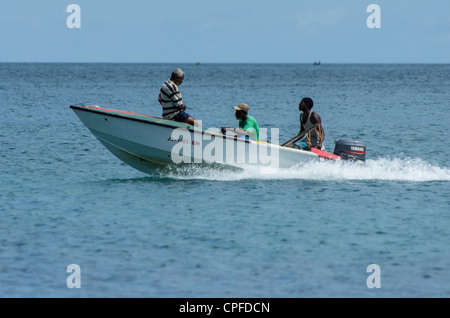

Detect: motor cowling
333,140,366,161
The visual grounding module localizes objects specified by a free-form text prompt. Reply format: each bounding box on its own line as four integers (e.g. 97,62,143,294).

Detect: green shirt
239,115,260,141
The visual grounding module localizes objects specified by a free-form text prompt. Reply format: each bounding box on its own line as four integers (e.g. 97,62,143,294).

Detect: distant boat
195,62,201,65
313,61,321,65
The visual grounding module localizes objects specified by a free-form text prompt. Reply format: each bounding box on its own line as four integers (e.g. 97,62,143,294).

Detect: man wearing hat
221,103,260,141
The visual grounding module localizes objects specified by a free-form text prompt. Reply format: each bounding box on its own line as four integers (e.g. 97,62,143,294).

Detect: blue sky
1,0,449,63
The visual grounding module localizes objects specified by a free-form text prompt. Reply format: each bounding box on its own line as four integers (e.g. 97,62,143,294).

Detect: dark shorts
173,110,191,123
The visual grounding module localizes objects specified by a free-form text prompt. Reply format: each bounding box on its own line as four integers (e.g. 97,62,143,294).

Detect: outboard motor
333,140,366,162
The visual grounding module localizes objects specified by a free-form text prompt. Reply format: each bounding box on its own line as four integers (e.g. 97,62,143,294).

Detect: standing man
158,68,197,126
221,103,260,141
294,97,325,150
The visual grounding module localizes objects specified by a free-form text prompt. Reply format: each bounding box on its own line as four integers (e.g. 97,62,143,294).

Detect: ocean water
0,63,449,298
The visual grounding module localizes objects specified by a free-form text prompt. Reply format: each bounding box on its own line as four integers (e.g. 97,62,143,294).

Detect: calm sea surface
0,63,449,297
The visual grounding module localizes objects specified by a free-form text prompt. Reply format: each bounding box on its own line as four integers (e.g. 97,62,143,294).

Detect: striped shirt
158,79,183,119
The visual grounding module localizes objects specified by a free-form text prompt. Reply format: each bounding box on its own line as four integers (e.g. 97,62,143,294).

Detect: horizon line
1,61,449,65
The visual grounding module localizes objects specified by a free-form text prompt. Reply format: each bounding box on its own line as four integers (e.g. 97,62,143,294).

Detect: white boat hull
71,105,326,174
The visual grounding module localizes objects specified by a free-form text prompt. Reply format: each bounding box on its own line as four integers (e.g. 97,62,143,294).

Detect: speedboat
70,105,365,174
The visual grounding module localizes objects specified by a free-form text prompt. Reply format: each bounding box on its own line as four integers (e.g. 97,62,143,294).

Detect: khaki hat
233,103,249,113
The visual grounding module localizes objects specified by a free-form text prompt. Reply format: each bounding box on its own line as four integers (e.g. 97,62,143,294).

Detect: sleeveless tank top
300,112,324,150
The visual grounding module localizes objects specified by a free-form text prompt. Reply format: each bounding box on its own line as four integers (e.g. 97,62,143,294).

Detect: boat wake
160,157,450,182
